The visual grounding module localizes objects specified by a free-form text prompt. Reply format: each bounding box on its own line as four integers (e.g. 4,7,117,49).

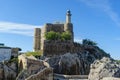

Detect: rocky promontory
0,40,120,80
45,44,110,75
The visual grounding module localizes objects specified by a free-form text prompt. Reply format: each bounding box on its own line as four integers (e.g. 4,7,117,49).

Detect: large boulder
88,57,120,80
58,53,81,75
46,52,92,75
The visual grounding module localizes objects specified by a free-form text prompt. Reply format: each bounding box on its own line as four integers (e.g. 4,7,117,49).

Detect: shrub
45,31,72,40
82,39,97,46
45,31,61,40
61,31,72,40
9,57,18,63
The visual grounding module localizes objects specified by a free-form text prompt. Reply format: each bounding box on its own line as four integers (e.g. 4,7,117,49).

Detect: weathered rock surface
0,44,111,80
0,63,4,80
0,61,18,80
46,45,110,75
4,64,17,80
17,55,52,80
88,57,120,80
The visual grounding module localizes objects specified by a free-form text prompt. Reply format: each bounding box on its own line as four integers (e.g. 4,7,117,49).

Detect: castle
34,10,74,52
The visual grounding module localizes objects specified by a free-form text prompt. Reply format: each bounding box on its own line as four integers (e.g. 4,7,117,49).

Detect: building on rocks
33,10,74,53
0,43,11,62
0,43,21,62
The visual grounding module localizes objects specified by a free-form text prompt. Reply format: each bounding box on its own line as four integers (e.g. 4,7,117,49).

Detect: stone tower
64,10,74,41
66,10,71,23
33,10,74,51
33,28,41,51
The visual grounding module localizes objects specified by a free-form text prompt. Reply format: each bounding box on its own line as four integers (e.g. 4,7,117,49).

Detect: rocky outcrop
0,61,18,80
4,64,17,80
17,55,51,80
46,45,110,75
88,57,120,80
0,44,111,80
0,63,4,80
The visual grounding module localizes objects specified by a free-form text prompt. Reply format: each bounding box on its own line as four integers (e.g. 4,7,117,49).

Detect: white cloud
0,21,42,36
79,0,120,26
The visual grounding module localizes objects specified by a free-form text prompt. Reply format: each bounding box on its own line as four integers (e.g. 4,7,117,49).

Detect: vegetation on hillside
115,60,120,64
82,39,97,46
25,51,43,57
45,31,71,40
9,57,18,63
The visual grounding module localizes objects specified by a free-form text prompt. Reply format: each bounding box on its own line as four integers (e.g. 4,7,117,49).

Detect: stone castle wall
34,28,41,51
34,10,74,51
44,23,64,33
43,40,83,56
40,23,65,50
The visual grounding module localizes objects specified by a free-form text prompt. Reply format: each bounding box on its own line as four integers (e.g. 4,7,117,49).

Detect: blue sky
0,0,120,59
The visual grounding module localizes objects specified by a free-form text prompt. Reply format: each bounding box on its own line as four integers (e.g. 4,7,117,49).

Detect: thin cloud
0,21,42,36
79,0,120,26
74,38,83,43
115,38,120,41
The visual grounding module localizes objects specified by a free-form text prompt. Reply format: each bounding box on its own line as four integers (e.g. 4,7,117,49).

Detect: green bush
45,31,71,40
61,31,72,40
45,31,61,40
9,58,18,63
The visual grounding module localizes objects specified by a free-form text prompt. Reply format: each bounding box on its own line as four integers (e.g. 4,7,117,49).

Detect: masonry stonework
43,40,83,56
34,10,76,56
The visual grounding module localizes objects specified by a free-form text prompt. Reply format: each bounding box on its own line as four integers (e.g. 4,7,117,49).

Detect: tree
82,39,97,46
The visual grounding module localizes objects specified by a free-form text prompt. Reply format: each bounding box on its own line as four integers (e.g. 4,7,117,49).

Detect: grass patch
25,50,43,57
9,58,18,63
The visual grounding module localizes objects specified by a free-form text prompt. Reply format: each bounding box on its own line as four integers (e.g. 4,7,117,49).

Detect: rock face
0,44,112,80
4,64,17,80
17,55,52,80
46,45,110,75
0,61,18,80
88,57,120,80
0,63,4,80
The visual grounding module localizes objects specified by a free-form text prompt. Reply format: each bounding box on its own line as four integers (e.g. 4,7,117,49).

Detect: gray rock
46,47,109,75
88,57,120,80
4,64,17,80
